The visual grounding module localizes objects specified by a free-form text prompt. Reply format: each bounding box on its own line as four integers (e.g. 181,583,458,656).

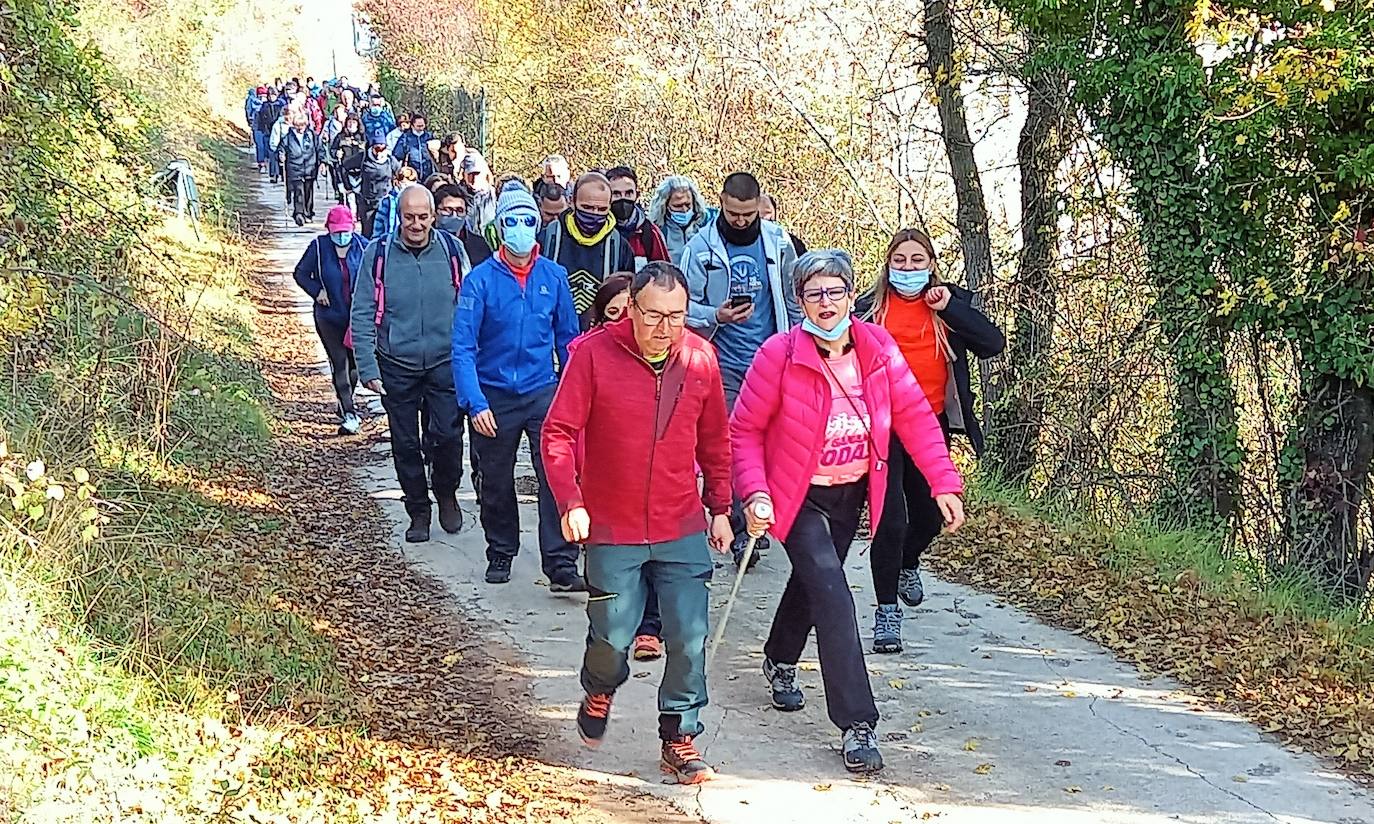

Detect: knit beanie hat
496,187,538,225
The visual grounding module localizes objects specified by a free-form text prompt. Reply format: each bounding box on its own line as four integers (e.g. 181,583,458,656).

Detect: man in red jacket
542,261,733,785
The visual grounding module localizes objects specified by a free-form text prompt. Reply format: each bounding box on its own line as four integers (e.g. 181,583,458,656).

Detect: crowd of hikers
260,75,1005,783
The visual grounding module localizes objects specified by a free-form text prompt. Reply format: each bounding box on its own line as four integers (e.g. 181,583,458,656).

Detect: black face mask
717,212,762,247
609,199,637,223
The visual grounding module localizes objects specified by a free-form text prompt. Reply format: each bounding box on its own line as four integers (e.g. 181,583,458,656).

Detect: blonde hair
862,228,941,323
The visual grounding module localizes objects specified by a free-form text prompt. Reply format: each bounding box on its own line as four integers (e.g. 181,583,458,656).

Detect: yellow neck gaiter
565,211,617,247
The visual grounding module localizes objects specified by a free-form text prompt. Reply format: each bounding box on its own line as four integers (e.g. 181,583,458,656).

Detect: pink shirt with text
811,349,871,486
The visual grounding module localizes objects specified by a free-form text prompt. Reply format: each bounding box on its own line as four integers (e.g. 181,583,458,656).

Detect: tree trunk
985,54,1068,486
922,0,1000,421
1287,373,1374,603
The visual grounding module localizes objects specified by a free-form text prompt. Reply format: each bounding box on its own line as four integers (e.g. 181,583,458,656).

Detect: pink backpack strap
372,244,387,326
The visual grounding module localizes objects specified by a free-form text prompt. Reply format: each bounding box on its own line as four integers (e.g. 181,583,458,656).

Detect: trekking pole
706,499,772,672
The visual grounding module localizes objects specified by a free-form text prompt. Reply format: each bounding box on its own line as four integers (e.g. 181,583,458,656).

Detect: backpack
369,231,469,326
545,220,624,277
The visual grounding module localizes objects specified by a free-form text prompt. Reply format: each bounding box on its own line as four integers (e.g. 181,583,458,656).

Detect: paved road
256,164,1374,824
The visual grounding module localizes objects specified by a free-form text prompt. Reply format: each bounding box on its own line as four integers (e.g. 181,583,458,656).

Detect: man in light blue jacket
679,171,800,571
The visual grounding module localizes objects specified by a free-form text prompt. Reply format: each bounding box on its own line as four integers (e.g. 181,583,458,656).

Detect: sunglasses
501,214,538,229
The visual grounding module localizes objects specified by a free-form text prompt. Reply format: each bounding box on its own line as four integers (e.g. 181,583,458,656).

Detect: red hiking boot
661,736,716,784
577,692,613,748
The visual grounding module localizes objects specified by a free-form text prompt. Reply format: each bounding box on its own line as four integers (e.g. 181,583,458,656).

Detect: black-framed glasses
801,286,852,304
438,206,466,217
633,300,687,326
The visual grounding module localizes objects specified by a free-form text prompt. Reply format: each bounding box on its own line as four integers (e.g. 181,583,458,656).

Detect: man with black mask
434,183,492,267
607,166,670,271
681,171,800,571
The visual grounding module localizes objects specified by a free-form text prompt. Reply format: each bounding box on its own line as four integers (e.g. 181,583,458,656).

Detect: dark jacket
856,283,1004,453
456,227,492,267
254,99,284,134
293,235,366,327
341,149,400,206
330,130,366,165
392,131,436,179
280,128,326,182
539,213,635,320
541,318,732,546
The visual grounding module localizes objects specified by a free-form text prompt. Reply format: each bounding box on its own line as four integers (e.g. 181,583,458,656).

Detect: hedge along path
930,501,1374,782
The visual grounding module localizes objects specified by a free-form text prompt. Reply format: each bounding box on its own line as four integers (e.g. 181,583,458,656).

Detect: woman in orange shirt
857,229,1004,654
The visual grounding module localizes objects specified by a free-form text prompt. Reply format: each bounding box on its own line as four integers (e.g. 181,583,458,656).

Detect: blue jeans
582,535,713,740
253,129,269,163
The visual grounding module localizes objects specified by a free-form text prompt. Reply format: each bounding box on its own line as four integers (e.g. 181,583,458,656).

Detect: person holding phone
681,172,801,570
730,249,965,774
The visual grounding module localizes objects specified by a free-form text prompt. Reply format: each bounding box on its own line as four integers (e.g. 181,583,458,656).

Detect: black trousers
764,480,878,732
471,384,579,580
869,433,945,606
378,356,462,516
288,175,317,222
313,311,356,415
361,199,381,239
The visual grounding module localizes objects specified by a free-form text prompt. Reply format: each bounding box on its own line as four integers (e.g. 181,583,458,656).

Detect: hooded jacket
339,148,400,206
656,210,713,266
680,218,801,339
278,128,326,182
451,251,581,416
349,232,465,384
542,318,732,546
293,234,366,327
855,284,1005,453
392,130,436,179
254,99,284,135
361,107,396,138
615,206,671,269
729,322,964,542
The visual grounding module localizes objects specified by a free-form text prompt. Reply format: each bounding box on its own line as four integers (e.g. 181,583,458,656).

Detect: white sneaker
339,413,361,435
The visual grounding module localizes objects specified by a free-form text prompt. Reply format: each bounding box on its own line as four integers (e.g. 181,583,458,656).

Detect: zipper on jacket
644,371,662,540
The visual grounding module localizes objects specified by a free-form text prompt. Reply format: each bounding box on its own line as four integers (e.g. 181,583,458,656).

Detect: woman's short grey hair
792,249,855,296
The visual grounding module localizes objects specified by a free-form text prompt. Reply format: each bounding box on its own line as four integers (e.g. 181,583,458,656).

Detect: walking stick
706,500,772,672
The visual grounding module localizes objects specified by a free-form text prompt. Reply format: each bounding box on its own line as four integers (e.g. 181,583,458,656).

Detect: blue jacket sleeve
552,269,579,368
293,238,323,298
452,269,489,415
372,196,392,239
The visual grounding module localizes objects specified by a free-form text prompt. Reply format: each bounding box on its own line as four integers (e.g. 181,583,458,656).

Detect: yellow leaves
963,738,980,751
1332,200,1352,223
973,763,994,775
813,783,833,792
889,678,909,690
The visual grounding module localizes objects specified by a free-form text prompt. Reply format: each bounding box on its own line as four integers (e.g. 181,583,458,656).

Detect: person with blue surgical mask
451,186,583,590
854,228,1004,656
647,175,714,267
293,205,367,435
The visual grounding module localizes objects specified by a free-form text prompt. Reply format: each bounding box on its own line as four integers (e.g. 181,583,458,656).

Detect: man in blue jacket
361,93,397,138
452,187,583,589
391,112,436,180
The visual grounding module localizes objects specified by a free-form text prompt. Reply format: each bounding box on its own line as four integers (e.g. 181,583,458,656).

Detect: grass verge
933,474,1374,780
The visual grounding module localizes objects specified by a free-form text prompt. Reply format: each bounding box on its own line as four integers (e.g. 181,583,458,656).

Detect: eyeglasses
501,214,538,229
438,206,466,217
801,286,852,304
633,300,687,327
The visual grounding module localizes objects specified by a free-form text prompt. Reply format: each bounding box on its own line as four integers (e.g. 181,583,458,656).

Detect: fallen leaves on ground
932,504,1374,781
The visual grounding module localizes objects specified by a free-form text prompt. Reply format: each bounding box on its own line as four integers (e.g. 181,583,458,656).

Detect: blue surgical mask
802,313,852,342
503,222,538,256
436,216,464,234
330,231,353,247
888,267,931,297
669,210,693,227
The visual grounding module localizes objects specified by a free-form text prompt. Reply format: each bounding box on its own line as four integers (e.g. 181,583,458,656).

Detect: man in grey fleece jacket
351,186,471,542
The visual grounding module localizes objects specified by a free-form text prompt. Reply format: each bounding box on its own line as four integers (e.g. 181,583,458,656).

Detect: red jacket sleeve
647,223,671,262
541,343,595,514
694,348,732,516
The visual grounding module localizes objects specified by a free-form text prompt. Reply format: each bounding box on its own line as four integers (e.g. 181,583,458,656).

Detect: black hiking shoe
577,692,613,748
437,494,463,534
661,736,716,784
897,567,925,607
485,557,512,584
842,722,884,773
763,657,804,711
405,513,430,543
549,573,587,593
731,532,763,572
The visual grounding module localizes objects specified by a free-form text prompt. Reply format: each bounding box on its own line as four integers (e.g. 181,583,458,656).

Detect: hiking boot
873,604,904,654
660,736,716,784
763,657,804,712
897,567,925,607
731,532,763,572
293,214,305,226
549,573,587,593
842,722,884,773
485,557,512,584
577,692,613,748
633,635,664,661
405,512,430,543
338,412,361,436
437,494,463,534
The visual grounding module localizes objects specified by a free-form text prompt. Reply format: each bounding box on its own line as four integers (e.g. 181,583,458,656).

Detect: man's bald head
398,185,436,249
573,172,612,216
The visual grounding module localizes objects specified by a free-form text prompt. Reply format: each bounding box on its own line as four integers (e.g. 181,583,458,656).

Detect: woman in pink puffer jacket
730,249,966,775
